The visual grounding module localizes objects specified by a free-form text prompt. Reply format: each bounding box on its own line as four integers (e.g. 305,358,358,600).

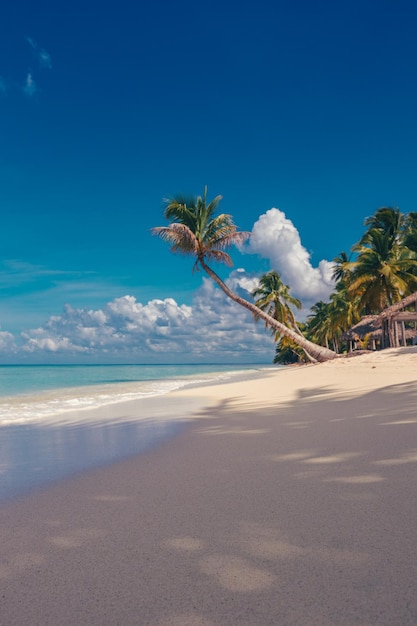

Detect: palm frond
211,232,251,251
156,189,248,267
151,224,197,254
163,198,197,231
204,249,234,266
204,213,234,240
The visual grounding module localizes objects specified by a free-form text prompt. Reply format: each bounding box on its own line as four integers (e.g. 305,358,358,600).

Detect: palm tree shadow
2,379,417,625
194,379,417,472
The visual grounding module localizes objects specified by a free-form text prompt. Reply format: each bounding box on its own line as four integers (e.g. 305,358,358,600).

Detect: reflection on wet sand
0,393,208,501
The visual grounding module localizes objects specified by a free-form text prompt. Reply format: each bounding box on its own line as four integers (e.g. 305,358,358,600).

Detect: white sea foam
0,368,273,426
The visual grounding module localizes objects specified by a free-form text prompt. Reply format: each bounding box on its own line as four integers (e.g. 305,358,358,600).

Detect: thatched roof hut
343,315,381,341
344,291,417,350
342,315,381,350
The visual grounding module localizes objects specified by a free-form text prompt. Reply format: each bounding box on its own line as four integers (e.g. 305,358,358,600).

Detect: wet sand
1,347,417,625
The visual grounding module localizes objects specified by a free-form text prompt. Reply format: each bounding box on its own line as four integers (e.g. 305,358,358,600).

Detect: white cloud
226,268,260,295
0,38,51,100
11,275,274,362
24,335,88,354
0,206,335,362
26,37,52,69
39,49,52,70
23,72,36,97
20,37,52,99
0,331,17,353
248,208,335,308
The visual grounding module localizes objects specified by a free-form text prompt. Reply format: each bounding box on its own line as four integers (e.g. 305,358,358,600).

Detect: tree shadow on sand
1,379,417,625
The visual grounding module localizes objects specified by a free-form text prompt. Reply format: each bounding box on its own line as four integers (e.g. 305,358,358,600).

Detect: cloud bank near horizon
0,207,335,362
2,271,274,362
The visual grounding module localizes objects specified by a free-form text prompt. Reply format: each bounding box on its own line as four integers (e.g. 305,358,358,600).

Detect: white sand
1,347,417,625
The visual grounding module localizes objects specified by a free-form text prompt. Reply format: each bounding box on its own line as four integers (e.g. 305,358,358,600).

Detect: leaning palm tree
152,189,338,362
252,270,316,363
250,270,321,360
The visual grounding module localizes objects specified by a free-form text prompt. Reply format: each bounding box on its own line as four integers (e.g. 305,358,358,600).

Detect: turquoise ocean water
0,363,274,501
0,364,272,424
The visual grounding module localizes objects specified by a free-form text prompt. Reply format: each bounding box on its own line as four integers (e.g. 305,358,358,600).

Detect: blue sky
1,0,417,363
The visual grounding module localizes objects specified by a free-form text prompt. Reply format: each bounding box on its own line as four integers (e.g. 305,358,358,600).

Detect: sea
0,363,274,502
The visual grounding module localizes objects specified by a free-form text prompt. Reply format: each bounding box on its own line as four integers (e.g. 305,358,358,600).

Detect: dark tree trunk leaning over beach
251,270,317,363
152,188,338,363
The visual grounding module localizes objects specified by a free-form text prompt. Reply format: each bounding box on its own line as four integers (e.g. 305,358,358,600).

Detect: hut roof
343,291,417,343
342,315,381,340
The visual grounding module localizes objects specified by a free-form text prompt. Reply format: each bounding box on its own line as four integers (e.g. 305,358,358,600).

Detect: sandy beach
1,347,417,625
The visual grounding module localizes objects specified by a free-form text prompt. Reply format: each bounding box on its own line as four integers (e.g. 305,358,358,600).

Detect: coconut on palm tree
152,188,338,362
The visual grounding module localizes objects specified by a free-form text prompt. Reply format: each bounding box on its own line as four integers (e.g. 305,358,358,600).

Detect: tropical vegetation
283,205,417,362
153,192,417,364
251,270,302,337
152,189,338,362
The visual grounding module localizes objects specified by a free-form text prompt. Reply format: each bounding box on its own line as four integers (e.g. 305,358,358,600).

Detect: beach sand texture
1,347,417,625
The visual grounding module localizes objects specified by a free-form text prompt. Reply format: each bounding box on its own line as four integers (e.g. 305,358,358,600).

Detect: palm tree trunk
291,322,317,363
199,259,338,363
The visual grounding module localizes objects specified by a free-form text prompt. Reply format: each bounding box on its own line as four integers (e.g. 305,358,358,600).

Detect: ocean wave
0,367,273,426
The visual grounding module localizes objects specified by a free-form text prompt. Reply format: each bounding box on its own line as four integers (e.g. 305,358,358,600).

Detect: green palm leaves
252,271,301,337
153,188,250,271
153,189,338,362
253,271,311,363
307,206,417,353
349,207,417,314
154,194,417,360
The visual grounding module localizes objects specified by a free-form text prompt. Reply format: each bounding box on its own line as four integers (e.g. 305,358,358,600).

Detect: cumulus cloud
225,268,260,295
1,205,336,362
248,208,335,307
11,273,274,362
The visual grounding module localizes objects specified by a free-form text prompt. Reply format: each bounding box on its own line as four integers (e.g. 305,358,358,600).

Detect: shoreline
0,366,278,502
0,364,275,425
1,347,417,624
